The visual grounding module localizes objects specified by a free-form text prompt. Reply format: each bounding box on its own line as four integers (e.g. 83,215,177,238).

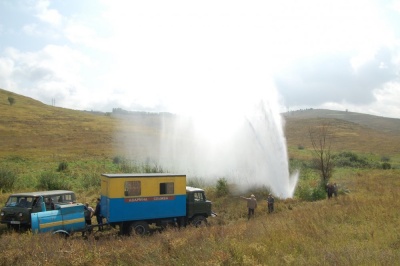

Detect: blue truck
31,201,86,236
3,173,214,236
0,190,76,230
100,173,214,235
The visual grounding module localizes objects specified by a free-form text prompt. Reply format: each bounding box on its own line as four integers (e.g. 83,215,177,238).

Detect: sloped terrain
1,88,399,161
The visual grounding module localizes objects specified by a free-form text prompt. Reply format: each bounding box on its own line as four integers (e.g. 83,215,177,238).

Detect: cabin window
194,192,205,202
125,181,141,196
63,194,75,202
160,182,174,195
54,194,75,203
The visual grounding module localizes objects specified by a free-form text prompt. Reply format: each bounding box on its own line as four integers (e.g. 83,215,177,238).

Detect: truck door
31,197,43,213
187,191,211,218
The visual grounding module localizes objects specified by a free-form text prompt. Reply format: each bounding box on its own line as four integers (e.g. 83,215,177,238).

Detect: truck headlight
18,212,23,217
0,211,4,216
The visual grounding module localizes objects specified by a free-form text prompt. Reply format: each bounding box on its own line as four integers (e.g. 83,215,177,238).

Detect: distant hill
283,109,400,157
283,109,400,134
1,88,399,162
0,88,170,160
0,88,117,159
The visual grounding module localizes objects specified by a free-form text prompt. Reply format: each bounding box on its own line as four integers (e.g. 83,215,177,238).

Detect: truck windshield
5,196,36,208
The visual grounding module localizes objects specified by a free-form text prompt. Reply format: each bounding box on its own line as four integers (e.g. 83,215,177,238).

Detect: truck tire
192,216,208,227
53,231,69,238
130,221,149,236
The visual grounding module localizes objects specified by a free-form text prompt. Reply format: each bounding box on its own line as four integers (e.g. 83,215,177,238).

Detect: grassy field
1,88,400,265
1,169,399,265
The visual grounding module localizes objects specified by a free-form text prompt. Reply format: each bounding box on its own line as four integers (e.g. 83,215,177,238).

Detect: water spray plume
157,89,299,199
116,87,298,198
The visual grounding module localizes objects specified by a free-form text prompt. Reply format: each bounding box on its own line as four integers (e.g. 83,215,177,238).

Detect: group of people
240,193,275,220
241,182,339,219
82,198,103,236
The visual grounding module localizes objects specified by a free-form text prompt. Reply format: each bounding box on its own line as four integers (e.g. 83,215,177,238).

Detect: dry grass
1,169,400,265
0,89,116,159
1,89,400,265
285,116,400,157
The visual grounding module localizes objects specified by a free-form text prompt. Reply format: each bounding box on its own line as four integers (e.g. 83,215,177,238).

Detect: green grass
1,88,400,265
1,169,400,265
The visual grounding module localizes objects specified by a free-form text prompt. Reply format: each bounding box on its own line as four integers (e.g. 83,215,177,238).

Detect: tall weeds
1,169,399,265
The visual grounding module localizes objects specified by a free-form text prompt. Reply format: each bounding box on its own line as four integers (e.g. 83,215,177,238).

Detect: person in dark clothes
93,198,103,231
267,194,275,213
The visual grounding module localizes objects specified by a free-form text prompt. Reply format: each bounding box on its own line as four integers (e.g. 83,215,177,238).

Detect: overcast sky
1,0,399,118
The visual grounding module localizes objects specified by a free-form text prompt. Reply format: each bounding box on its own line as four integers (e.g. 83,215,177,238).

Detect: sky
1,0,400,118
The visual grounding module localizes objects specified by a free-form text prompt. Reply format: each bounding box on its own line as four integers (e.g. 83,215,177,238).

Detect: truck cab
186,186,212,226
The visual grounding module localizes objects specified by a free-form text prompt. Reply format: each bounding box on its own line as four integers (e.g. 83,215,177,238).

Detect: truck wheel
53,231,69,238
130,221,149,236
192,216,208,227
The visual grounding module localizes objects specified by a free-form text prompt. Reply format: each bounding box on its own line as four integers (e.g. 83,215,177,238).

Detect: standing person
326,183,333,199
93,198,103,231
240,194,257,220
82,202,94,236
267,194,275,213
333,183,338,197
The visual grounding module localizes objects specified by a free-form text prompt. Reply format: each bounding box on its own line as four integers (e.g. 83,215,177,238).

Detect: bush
310,186,327,201
112,155,125,164
187,177,206,188
382,162,391,169
37,171,72,190
142,163,164,173
117,160,165,173
216,178,229,197
333,151,371,168
80,173,101,190
57,161,68,172
0,168,17,192
296,183,326,201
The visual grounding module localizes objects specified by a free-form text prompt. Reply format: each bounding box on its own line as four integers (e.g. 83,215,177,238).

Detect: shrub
117,160,165,173
296,183,326,201
81,173,101,189
310,186,327,201
112,155,125,164
119,161,138,173
0,168,17,192
37,171,72,190
187,177,206,188
333,151,371,168
142,163,164,173
382,162,391,170
7,96,15,106
216,178,229,197
57,161,68,172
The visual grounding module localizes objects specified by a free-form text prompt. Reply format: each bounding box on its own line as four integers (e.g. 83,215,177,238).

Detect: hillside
1,88,399,163
0,89,118,159
283,108,400,133
1,89,400,265
283,109,400,159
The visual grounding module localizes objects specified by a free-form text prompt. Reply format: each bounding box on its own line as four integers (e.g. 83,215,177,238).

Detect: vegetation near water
1,89,400,265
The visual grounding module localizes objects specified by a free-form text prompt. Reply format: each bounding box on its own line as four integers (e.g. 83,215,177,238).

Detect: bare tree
309,122,334,186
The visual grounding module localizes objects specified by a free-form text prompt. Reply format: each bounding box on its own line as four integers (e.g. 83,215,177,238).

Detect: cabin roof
8,190,74,197
101,173,185,178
